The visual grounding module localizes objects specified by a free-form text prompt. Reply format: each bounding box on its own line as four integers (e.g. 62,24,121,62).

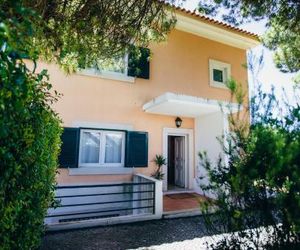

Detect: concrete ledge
163,205,217,219
163,209,202,219
46,214,161,232
163,189,194,195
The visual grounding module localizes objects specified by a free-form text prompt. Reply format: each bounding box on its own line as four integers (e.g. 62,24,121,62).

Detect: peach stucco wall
43,28,248,184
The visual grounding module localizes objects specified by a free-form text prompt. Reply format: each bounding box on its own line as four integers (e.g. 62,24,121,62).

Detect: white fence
45,174,162,231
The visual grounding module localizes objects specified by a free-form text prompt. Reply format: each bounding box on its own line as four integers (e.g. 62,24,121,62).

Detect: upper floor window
209,59,231,88
79,47,150,82
80,54,134,82
97,54,129,75
79,129,126,167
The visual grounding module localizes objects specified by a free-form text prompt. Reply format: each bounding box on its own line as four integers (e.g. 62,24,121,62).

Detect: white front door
163,128,194,191
174,136,185,188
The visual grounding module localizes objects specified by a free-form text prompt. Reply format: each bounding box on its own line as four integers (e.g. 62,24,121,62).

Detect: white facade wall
194,111,228,197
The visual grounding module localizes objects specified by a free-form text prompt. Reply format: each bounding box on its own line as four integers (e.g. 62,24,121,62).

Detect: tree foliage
1,0,176,72
199,80,300,249
197,0,300,75
0,1,62,249
0,1,177,248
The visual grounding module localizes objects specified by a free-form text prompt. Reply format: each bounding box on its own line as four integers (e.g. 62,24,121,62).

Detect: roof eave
175,12,260,50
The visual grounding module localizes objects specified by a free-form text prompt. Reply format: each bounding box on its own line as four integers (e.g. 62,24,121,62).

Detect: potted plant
151,154,166,180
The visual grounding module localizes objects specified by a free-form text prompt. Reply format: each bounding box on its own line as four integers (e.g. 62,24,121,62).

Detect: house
44,6,259,229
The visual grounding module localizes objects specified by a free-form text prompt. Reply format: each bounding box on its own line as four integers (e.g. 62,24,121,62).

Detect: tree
199,79,300,249
0,0,175,249
197,0,300,76
0,3,62,249
2,0,176,72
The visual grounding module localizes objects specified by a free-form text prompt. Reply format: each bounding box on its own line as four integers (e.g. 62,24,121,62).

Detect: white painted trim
72,121,133,131
55,181,133,186
143,92,222,111
143,92,237,111
175,13,260,49
78,129,126,168
222,112,230,168
77,53,136,83
134,174,163,217
163,209,202,218
134,173,159,183
69,167,133,175
162,128,194,191
46,214,161,231
65,122,134,176
209,59,231,89
77,69,135,83
163,189,194,195
143,92,241,117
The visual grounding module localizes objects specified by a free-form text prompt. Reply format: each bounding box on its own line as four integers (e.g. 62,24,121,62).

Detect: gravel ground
40,216,212,250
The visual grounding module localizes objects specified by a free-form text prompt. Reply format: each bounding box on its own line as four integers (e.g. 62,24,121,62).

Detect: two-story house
45,6,259,229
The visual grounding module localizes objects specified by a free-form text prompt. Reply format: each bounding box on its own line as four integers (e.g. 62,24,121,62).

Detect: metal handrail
52,197,154,208
56,190,154,199
56,182,154,189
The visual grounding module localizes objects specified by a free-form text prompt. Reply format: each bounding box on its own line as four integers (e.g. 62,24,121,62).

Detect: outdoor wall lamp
175,117,182,128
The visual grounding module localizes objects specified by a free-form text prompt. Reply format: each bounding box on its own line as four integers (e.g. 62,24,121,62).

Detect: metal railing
45,181,155,224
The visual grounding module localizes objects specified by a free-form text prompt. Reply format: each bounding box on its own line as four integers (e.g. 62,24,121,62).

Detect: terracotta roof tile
165,2,259,40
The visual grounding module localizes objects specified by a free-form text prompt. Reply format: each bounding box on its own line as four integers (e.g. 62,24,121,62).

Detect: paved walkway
163,193,207,212
40,216,211,250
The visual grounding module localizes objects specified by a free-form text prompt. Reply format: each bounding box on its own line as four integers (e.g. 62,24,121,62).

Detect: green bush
0,2,62,249
199,83,300,249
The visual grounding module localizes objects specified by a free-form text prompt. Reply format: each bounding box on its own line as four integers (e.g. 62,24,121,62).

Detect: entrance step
163,208,202,219
164,189,194,195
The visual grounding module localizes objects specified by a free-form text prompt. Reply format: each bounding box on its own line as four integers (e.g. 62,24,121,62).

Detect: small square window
209,59,231,89
213,69,224,83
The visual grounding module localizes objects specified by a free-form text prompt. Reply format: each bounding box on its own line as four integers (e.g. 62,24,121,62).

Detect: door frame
162,128,194,191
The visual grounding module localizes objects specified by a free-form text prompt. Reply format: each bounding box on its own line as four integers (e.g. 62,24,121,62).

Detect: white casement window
80,54,135,83
96,54,129,76
79,129,126,167
209,59,231,88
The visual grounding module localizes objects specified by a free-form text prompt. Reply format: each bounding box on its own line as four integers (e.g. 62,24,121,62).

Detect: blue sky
182,0,297,100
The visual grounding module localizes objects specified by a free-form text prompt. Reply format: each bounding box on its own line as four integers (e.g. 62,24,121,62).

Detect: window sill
210,81,229,90
68,167,133,175
77,70,135,83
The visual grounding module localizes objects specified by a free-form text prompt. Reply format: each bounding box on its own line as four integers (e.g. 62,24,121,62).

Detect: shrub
151,155,166,180
0,3,62,249
199,82,300,249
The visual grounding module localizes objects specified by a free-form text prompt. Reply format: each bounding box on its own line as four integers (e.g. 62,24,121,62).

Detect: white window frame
78,129,126,168
98,53,129,76
78,53,135,83
209,59,231,89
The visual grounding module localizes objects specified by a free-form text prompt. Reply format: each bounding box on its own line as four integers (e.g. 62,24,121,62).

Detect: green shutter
125,131,148,167
58,127,80,168
9,51,29,60
128,47,150,79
